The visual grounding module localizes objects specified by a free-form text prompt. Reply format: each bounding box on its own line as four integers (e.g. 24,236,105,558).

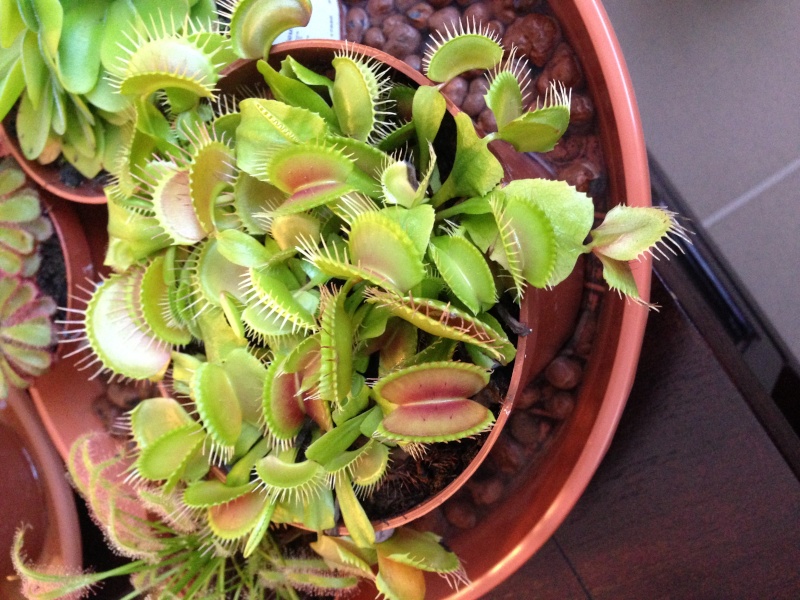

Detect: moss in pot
14,3,686,598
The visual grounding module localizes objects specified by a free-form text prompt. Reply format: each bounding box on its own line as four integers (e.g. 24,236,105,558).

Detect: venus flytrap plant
17,5,687,599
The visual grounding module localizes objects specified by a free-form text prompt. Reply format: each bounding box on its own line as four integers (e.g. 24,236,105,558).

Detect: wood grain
487,280,800,599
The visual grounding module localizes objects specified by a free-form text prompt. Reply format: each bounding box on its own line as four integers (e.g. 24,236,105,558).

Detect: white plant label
274,0,342,42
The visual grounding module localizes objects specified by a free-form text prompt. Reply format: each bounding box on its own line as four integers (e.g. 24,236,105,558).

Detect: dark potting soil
35,215,67,325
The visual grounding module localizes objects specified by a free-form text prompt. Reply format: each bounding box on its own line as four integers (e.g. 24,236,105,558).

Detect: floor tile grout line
553,535,594,600
702,156,800,229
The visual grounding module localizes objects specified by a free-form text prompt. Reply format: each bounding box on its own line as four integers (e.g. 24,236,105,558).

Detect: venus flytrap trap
15,5,686,599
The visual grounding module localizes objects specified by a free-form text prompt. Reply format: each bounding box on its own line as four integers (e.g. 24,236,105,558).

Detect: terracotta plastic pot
220,40,585,533
0,389,82,599
28,0,650,594
420,0,652,597
0,119,107,204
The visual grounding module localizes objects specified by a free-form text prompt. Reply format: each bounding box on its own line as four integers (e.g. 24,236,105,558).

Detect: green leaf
236,98,328,176
0,55,24,121
15,88,51,160
348,211,426,293
424,29,503,83
229,0,311,59
496,83,571,152
192,361,243,454
216,228,273,268
58,0,105,94
428,234,496,314
432,113,503,207
590,205,679,261
412,85,446,173
20,31,47,108
499,178,594,287
0,0,25,48
257,58,336,125
335,474,374,548
490,192,557,293
485,70,523,129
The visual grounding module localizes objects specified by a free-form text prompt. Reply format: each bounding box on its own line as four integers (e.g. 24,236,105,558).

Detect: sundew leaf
429,235,496,315
498,178,594,287
424,28,503,83
349,212,425,293
236,98,328,176
490,192,557,294
590,205,681,261
432,112,503,207
229,0,311,59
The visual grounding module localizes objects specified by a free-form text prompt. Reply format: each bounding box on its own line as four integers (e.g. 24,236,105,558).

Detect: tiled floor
602,0,800,364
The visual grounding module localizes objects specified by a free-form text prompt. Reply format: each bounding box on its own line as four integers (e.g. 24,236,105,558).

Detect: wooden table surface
487,276,800,599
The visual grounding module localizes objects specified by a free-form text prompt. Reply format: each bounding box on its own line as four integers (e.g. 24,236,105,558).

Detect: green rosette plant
14,3,688,599
0,158,56,399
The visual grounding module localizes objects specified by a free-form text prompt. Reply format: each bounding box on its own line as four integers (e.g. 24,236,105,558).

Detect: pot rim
446,0,652,596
